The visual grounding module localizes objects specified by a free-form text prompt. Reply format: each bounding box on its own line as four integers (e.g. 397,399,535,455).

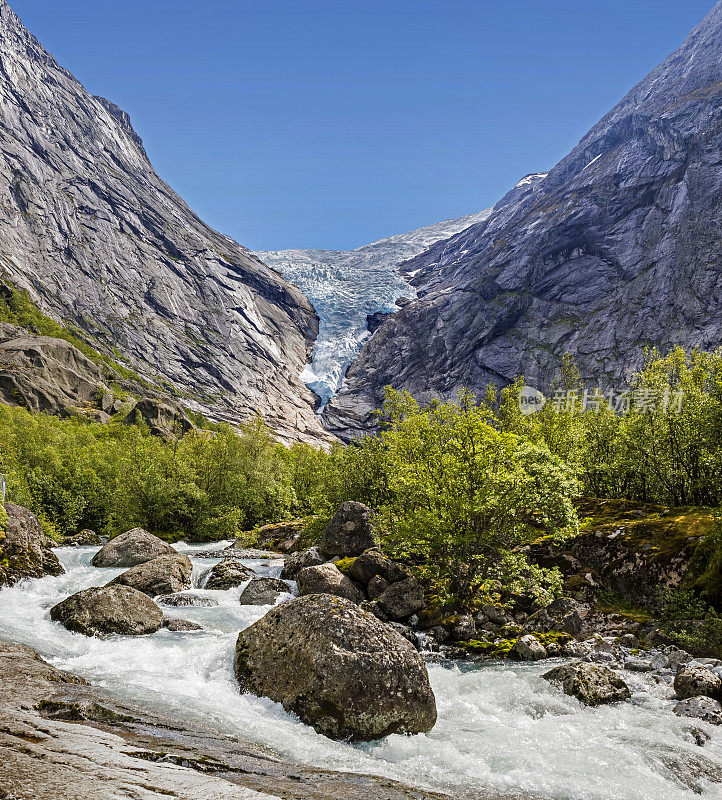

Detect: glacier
257,210,491,407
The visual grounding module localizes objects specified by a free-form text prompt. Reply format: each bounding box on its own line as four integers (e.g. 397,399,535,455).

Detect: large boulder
322,502,376,556
92,528,177,568
239,577,290,605
234,595,437,741
108,554,192,597
376,577,425,620
0,502,64,586
543,662,631,706
296,563,363,603
280,546,326,579
50,585,162,636
674,664,722,700
202,560,255,590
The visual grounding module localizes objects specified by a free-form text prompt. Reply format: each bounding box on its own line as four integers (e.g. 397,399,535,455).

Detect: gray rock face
201,560,255,590
674,664,722,700
543,662,631,706
109,554,193,597
0,325,105,416
234,595,437,741
322,502,377,556
296,563,364,603
325,3,722,438
91,528,177,568
0,502,64,586
50,585,163,636
238,577,289,605
0,1,328,445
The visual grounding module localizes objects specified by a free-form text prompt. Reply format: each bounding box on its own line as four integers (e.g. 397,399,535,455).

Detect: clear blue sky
11,0,716,250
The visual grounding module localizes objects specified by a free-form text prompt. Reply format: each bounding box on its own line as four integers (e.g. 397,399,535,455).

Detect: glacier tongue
257,210,491,407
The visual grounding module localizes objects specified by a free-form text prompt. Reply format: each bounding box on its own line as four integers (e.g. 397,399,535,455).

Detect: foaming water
1,544,721,800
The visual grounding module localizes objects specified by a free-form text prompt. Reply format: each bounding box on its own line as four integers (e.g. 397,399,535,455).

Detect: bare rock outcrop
0,0,329,445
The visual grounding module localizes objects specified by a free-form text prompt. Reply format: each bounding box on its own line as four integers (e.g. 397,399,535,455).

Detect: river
0,542,720,800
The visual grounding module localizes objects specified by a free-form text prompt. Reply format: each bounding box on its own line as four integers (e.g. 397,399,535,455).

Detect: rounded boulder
50,585,163,636
91,528,177,568
108,553,192,597
296,562,363,603
234,594,437,741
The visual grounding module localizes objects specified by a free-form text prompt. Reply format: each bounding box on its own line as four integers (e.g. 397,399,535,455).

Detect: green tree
376,388,578,601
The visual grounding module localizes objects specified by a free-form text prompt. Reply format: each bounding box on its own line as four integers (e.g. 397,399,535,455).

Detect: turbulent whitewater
257,211,491,406
1,544,721,800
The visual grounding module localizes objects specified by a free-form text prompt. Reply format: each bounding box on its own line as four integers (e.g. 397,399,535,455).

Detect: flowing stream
1,543,721,800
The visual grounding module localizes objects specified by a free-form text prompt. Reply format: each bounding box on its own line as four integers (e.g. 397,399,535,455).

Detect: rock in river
92,528,177,568
674,664,722,701
50,585,163,636
543,662,631,706
201,559,256,590
108,553,193,597
239,577,290,605
234,594,437,741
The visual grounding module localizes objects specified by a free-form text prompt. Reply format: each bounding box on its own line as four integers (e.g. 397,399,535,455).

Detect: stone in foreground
0,502,64,586
50,585,163,636
92,528,177,568
322,501,377,556
542,662,631,706
234,594,437,741
109,553,193,596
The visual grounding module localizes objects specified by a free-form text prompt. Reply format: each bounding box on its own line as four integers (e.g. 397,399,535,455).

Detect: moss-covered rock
0,502,63,587
234,595,436,741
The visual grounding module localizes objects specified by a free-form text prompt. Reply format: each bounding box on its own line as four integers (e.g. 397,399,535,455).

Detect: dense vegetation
1,345,721,616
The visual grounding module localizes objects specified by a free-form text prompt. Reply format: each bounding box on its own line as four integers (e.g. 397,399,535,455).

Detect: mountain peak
324,3,722,439
0,1,330,444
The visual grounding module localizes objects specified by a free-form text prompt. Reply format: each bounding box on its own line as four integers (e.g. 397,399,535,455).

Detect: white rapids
1,543,721,800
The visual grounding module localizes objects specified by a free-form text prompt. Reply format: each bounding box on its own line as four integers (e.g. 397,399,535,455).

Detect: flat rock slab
0,639,459,800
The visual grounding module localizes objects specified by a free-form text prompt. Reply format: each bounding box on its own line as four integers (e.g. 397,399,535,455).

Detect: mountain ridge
0,0,330,444
323,2,722,439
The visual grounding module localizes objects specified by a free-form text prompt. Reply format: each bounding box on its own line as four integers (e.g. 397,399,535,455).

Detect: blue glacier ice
257,210,491,407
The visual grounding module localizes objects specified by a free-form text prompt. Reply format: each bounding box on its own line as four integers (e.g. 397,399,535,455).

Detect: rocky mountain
257,210,491,406
0,0,329,444
324,3,722,439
